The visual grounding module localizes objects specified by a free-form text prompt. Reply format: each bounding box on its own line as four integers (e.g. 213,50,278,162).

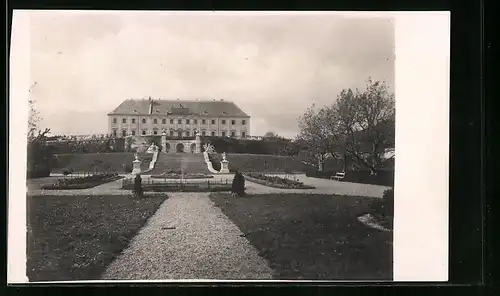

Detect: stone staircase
146,153,212,175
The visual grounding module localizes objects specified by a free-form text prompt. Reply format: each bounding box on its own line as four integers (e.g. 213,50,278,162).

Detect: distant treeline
46,135,126,154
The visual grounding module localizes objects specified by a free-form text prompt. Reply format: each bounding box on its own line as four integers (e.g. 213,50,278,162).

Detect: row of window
112,117,246,125
112,129,246,138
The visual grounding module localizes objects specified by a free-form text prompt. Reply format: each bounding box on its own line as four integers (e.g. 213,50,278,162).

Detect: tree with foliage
125,136,136,152
297,104,343,171
334,79,395,175
263,131,282,140
297,78,395,175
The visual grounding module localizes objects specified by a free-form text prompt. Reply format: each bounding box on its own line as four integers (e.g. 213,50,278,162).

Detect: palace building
107,98,251,139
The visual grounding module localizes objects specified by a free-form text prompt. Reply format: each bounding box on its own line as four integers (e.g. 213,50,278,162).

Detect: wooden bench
330,172,345,181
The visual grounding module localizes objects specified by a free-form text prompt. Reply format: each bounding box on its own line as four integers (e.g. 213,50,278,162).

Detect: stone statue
134,153,139,161
203,143,215,154
146,143,158,153
222,152,227,161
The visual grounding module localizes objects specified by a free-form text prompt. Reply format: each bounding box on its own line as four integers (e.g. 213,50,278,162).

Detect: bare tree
27,100,53,177
28,100,50,140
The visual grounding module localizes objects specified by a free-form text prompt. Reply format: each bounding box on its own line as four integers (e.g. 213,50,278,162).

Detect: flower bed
40,173,123,190
244,173,315,189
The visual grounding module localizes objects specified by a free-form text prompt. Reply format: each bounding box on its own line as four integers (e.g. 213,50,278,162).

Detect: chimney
148,97,153,115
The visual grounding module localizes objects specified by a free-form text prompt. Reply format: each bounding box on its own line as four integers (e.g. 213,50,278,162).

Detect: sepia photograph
9,10,449,283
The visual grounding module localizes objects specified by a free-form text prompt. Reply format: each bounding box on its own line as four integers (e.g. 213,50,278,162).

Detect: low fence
121,177,232,192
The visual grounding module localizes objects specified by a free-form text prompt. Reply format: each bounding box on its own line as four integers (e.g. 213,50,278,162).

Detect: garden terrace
244,173,315,189
40,173,123,190
51,152,152,174
26,194,167,281
209,193,393,280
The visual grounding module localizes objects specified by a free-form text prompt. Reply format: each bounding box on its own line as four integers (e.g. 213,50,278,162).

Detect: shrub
231,172,246,196
123,164,132,173
208,153,221,171
133,174,143,198
381,188,394,217
370,187,394,218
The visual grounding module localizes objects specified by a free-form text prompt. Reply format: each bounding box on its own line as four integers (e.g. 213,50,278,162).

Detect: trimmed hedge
27,168,51,179
225,153,312,173
201,136,300,156
306,169,394,186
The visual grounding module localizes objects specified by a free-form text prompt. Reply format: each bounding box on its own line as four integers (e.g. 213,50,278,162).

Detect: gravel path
244,174,389,198
101,192,273,280
27,173,388,198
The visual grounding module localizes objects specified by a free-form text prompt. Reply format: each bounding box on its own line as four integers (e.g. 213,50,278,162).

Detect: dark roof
108,99,250,117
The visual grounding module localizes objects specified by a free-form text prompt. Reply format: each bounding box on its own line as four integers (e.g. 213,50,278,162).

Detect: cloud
27,11,394,137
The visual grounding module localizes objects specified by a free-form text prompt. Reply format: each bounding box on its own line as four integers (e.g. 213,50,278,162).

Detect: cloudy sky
27,11,394,138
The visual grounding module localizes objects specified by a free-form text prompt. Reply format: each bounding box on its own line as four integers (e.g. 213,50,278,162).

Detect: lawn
26,194,167,282
51,152,152,174
209,193,393,280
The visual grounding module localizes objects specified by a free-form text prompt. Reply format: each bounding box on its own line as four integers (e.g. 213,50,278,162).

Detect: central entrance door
176,143,184,153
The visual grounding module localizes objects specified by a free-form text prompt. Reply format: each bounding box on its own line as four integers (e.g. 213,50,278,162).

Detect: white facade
108,115,250,139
